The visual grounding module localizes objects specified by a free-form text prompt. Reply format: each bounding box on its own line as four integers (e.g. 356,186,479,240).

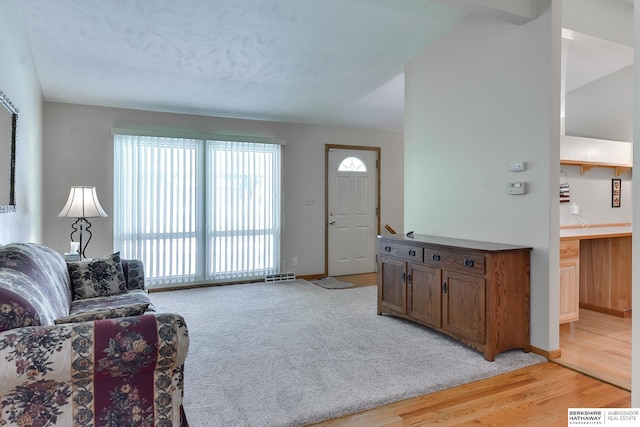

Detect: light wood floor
334,272,378,288
313,363,629,426
554,308,631,390
315,276,632,426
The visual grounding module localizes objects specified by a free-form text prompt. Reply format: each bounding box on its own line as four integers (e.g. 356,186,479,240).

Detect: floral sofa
0,243,189,426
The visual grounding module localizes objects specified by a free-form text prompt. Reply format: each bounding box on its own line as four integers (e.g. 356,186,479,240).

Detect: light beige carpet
151,280,545,427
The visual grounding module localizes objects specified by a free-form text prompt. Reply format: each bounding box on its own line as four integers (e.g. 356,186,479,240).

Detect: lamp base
70,217,93,259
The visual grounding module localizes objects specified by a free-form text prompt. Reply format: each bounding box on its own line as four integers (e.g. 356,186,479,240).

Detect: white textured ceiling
16,0,465,131
16,0,633,132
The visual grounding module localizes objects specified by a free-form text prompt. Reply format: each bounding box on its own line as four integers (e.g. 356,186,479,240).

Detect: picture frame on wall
612,178,621,208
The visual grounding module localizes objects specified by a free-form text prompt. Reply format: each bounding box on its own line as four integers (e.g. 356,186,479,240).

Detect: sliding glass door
114,133,281,288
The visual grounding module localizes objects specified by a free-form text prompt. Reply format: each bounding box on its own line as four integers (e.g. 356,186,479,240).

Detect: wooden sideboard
377,234,532,361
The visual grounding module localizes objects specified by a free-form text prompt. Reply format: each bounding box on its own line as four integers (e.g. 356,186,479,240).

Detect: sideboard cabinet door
408,263,442,328
442,270,486,344
378,256,406,315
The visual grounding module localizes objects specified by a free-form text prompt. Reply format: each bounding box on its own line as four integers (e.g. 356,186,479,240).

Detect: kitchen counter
560,225,632,318
560,225,631,240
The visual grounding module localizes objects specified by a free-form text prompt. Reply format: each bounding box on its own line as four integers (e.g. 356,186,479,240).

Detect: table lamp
58,186,108,259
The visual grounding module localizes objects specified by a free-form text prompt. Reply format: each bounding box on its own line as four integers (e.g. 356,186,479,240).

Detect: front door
327,147,378,276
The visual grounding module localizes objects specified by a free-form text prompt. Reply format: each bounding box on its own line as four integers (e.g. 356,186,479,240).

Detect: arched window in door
338,156,367,172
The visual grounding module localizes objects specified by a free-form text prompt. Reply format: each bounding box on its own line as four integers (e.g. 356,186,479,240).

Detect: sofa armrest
0,312,189,426
121,259,147,292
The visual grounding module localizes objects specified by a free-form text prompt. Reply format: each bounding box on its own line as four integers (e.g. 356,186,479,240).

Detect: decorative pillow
54,303,149,324
68,252,127,300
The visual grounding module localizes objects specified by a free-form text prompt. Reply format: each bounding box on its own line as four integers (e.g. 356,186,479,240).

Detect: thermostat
507,182,527,195
509,161,526,172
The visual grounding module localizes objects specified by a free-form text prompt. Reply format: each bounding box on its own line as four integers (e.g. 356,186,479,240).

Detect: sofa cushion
68,252,127,300
54,303,149,324
70,289,156,315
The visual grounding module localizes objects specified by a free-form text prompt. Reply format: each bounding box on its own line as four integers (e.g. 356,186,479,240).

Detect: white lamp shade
58,186,108,218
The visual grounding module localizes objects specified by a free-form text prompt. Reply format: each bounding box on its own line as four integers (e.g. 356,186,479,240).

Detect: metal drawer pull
464,259,475,267
384,246,391,252
408,250,416,257
432,254,441,261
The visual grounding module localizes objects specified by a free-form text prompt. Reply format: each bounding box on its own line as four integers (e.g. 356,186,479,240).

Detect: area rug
150,280,545,427
310,276,354,289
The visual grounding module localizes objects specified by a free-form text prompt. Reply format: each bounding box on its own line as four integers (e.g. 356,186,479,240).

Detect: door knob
329,220,336,225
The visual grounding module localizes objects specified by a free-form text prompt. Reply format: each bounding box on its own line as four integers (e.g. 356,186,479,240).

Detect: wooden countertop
560,225,631,240
378,234,532,252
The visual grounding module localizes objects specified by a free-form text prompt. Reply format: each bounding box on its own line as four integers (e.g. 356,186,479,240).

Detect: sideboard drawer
424,248,485,274
378,242,423,262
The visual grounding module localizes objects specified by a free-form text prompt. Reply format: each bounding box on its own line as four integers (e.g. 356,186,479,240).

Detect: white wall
404,5,559,352
41,102,404,276
565,66,633,142
0,0,43,244
632,0,640,409
563,0,633,46
559,166,632,225
562,64,633,227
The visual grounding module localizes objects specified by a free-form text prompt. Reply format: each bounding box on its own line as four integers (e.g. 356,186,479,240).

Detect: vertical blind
113,133,281,288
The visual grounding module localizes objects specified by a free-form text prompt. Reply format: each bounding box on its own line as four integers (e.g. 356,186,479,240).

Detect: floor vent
265,272,296,283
